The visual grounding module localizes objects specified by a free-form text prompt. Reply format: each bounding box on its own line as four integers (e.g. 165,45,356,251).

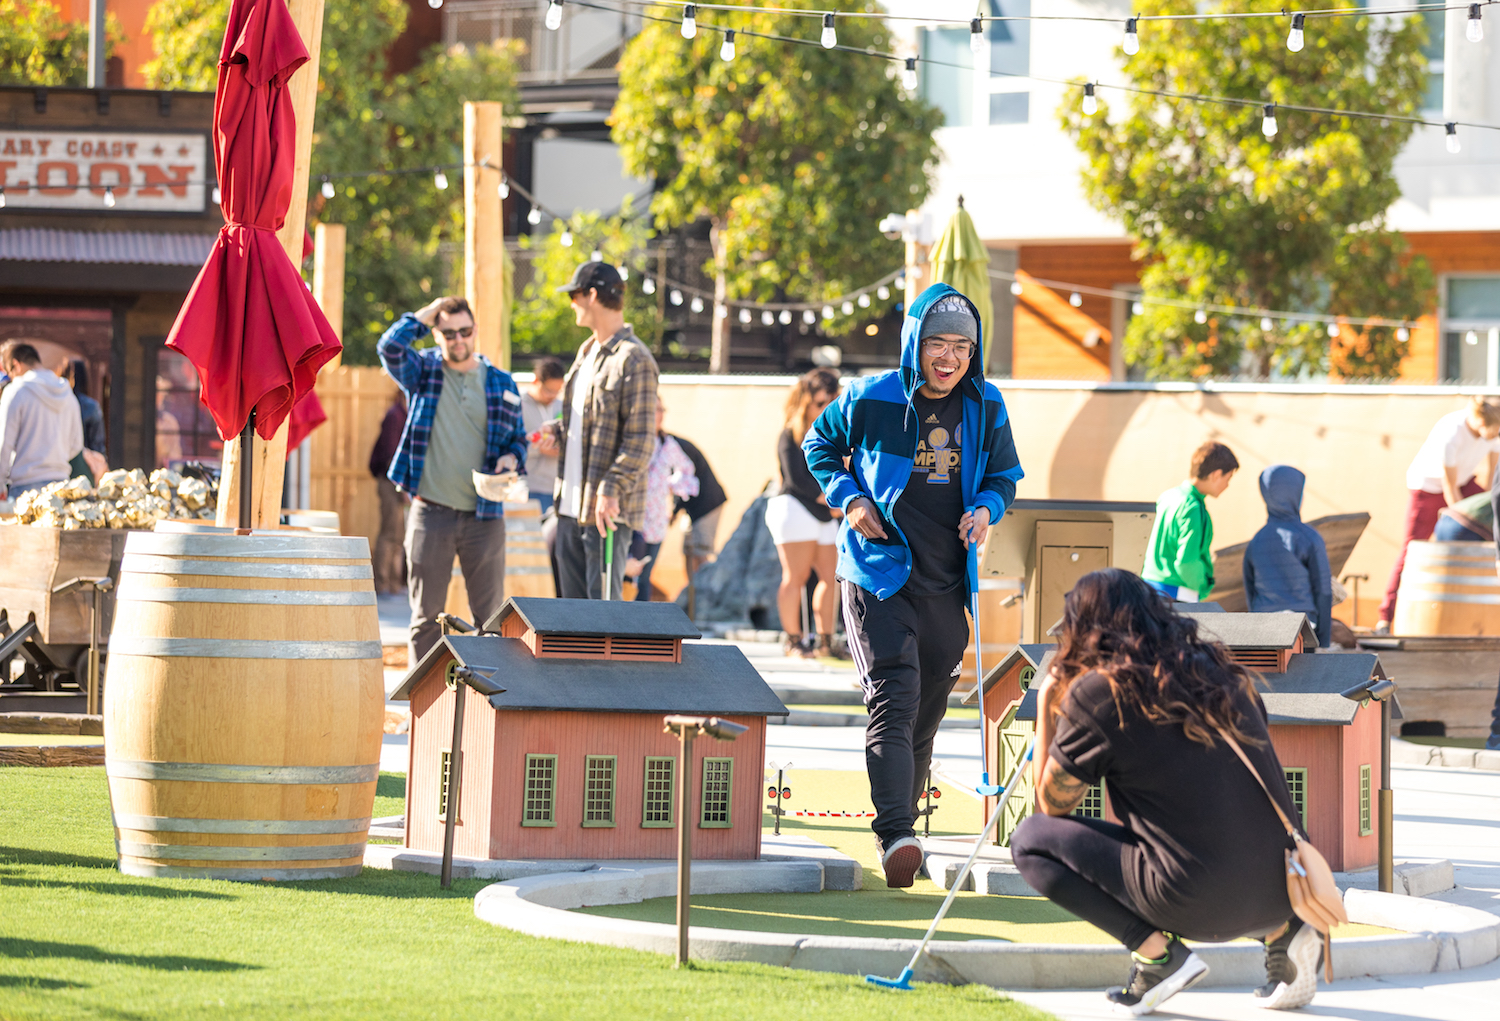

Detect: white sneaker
1255,919,1321,1010
880,836,923,888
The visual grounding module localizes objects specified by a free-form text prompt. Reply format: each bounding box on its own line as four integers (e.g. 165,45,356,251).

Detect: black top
1051,670,1299,922
894,390,966,594
671,434,726,521
369,402,407,477
78,394,106,453
778,427,832,522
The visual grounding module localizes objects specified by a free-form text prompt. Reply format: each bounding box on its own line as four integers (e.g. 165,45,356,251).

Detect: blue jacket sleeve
1308,530,1333,648
500,376,529,472
803,390,865,513
973,408,1023,523
377,313,429,395
1243,546,1258,610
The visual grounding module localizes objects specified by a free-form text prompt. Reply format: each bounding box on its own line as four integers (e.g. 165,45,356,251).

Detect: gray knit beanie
919,295,978,343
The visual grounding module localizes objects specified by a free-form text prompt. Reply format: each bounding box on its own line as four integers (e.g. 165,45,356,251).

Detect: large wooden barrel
1393,540,1500,636
444,500,555,623
104,531,384,881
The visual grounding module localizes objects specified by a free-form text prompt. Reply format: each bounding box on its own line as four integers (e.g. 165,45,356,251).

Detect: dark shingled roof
1180,610,1317,650
1014,686,1041,723
1176,601,1225,612
962,644,1054,705
1260,652,1389,725
483,597,702,639
389,634,787,717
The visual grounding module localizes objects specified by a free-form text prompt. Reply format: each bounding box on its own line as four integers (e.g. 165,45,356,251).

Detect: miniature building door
1031,521,1112,641
994,705,1035,845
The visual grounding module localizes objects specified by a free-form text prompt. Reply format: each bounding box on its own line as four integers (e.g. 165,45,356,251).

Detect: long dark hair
1050,568,1262,748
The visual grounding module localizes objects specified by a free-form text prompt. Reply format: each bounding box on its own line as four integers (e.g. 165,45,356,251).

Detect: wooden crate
0,524,129,645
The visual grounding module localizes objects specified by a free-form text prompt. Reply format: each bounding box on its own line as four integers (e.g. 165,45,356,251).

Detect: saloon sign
0,130,210,213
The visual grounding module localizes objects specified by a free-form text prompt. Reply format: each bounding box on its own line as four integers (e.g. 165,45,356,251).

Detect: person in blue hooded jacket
1242,465,1332,648
803,284,1024,888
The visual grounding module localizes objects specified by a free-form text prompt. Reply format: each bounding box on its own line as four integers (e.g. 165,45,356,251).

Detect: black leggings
1011,813,1290,952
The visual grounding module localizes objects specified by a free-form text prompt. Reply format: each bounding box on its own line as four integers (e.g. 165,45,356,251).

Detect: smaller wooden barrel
104,531,383,881
445,500,554,621
1393,540,1500,636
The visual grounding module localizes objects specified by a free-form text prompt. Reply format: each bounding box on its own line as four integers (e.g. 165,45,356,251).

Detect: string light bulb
762,310,775,326
527,207,542,225
857,293,870,308
617,265,628,280
1287,13,1304,53
821,12,836,48
1396,327,1410,342
720,29,735,61
1262,104,1278,138
589,249,603,262
559,229,573,247
1132,300,1144,314
970,18,984,55
103,186,116,208
1082,83,1097,116
1069,292,1082,307
1468,3,1483,42
841,300,854,315
427,0,442,8
780,309,793,325
1011,281,1023,296
894,273,905,289
681,3,696,39
0,187,6,209
211,185,221,204
716,304,729,319
1123,17,1139,56
902,57,918,90
498,177,510,199
803,309,816,324
1261,317,1274,331
877,285,890,300
1446,122,1462,154
670,289,684,306
690,295,704,313
321,178,335,200
643,277,656,295
739,308,752,324
1194,309,1208,324
433,169,449,190
822,305,835,319
545,0,562,31
1327,323,1340,338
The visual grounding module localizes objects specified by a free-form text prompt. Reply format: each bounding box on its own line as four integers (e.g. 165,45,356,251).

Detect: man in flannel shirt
379,295,527,658
538,262,658,600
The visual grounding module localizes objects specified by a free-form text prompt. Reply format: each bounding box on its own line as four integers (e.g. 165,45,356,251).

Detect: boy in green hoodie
1141,441,1239,602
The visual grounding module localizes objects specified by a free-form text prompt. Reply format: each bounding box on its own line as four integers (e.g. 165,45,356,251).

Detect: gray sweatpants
554,515,632,601
406,498,506,660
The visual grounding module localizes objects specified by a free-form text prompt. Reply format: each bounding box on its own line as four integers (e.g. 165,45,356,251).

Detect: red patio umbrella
164,0,340,460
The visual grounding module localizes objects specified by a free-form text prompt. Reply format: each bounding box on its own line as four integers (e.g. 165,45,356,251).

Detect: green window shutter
438,751,453,823
699,757,733,828
1283,767,1307,831
642,756,675,828
1073,780,1106,820
583,755,617,828
522,754,557,827
1359,765,1372,837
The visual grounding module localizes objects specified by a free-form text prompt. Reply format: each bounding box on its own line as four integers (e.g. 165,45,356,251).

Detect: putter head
975,771,1001,797
865,967,915,990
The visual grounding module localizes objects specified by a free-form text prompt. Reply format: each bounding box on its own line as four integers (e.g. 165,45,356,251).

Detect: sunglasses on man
434,325,474,339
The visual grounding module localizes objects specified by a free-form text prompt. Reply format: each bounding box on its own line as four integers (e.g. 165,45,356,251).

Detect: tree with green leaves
144,0,520,365
613,1,941,372
512,202,662,359
1,0,119,87
1061,0,1434,380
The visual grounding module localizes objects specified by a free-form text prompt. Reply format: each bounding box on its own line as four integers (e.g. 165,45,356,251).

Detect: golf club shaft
895,735,1037,980
969,541,993,789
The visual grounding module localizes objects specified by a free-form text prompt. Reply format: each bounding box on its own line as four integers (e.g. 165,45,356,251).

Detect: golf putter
865,734,1038,991
602,523,615,601
970,541,1000,797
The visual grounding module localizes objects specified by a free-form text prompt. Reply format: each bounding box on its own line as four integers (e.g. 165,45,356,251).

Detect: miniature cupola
485,597,701,663
1178,609,1316,673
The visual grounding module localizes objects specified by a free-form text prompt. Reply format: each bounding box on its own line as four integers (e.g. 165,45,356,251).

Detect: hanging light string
995,268,1424,331
567,0,1500,136
634,266,904,314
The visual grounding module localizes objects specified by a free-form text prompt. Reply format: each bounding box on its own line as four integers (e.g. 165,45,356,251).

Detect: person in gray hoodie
0,344,83,500
1243,464,1333,648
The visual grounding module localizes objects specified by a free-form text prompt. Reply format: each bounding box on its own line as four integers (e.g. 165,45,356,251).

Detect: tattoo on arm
1040,762,1090,815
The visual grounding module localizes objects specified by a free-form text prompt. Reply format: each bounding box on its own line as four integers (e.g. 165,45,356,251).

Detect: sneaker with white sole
1105,935,1209,1016
1254,917,1321,1010
879,836,923,889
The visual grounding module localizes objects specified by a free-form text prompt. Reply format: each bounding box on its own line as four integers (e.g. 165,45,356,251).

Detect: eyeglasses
922,338,974,358
434,325,474,340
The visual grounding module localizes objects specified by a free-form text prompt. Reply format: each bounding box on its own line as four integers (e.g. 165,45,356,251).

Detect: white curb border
472,861,1500,989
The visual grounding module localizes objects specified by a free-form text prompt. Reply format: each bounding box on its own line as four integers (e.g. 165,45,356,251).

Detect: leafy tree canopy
144,0,520,365
1062,0,1434,379
612,1,940,324
1,0,120,87
512,202,662,360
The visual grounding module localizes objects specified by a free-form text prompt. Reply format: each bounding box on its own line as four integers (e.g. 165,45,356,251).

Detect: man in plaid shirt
539,262,658,599
379,295,527,657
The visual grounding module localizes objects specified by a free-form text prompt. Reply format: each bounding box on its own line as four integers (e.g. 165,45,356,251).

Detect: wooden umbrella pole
237,409,255,531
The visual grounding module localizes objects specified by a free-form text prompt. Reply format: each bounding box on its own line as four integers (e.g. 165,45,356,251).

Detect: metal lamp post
663,714,748,968
434,614,503,890
52,576,113,716
1342,675,1398,893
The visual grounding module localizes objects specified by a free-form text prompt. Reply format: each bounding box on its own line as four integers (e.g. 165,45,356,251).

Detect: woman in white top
1378,397,1500,631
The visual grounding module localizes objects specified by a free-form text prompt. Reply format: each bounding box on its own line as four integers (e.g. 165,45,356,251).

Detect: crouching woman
1010,568,1318,1016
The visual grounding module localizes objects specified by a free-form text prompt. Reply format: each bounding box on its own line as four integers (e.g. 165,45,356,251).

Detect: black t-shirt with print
895,389,966,594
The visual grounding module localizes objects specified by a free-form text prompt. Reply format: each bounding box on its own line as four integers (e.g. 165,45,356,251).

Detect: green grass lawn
0,767,1054,1021
1401,736,1488,749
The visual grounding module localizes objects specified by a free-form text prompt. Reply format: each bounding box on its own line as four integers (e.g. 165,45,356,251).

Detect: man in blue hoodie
804,285,1024,887
1242,465,1332,648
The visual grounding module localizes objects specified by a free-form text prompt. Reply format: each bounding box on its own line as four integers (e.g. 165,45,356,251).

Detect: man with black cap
539,261,658,599
803,284,1023,889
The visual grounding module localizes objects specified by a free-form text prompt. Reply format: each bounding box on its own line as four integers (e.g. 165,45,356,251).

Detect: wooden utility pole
903,208,931,311
216,0,327,529
313,223,347,352
465,101,506,370
709,224,729,374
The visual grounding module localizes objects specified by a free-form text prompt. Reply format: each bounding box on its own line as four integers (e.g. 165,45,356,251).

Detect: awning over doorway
0,228,218,266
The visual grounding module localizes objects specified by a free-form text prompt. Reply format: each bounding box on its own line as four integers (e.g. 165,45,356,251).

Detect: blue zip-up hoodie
802,283,1024,600
1243,465,1333,648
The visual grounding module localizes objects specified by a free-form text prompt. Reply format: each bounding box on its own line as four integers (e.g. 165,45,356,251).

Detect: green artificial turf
1401,736,1487,749
0,767,1055,1021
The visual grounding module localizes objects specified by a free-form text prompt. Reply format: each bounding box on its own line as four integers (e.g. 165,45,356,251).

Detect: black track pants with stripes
842,579,970,848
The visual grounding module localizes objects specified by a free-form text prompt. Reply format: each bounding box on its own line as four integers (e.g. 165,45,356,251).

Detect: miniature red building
389,598,787,862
